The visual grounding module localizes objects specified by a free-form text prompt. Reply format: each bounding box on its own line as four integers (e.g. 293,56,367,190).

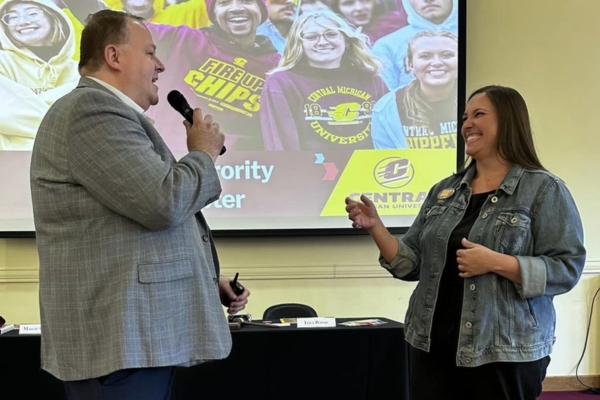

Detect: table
1,318,408,400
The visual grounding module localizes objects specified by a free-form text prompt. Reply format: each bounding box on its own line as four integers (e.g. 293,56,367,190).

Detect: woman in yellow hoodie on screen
0,0,78,150
103,0,210,28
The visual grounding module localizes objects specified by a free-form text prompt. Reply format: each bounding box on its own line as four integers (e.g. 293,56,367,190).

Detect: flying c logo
373,157,415,189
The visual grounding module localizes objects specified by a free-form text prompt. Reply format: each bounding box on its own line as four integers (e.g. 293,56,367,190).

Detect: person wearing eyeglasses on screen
0,0,79,150
259,9,388,151
371,30,458,149
346,85,586,400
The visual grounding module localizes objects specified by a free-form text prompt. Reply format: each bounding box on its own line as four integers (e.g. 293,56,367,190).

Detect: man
256,0,297,54
30,9,249,399
372,0,457,90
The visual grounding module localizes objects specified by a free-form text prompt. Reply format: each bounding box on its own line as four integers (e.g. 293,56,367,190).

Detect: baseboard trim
543,375,600,391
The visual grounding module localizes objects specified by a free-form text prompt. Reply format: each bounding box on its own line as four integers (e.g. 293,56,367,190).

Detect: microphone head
167,90,189,111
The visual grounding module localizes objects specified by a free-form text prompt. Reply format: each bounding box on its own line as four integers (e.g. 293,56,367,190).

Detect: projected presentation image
0,0,463,234
327,0,407,45
259,9,389,151
138,0,283,152
371,30,458,149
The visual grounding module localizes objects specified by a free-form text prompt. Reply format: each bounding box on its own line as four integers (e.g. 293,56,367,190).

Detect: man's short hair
78,9,145,73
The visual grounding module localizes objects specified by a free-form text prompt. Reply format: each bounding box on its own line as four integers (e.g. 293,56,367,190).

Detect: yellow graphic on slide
321,150,456,216
184,58,264,117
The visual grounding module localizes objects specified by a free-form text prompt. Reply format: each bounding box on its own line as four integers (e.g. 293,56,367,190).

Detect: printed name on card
296,317,336,328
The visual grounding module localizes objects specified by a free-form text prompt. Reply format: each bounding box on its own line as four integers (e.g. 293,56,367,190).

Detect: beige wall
1,0,599,377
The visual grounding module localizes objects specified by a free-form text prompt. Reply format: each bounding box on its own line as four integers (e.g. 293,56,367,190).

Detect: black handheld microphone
230,272,244,296
166,90,226,155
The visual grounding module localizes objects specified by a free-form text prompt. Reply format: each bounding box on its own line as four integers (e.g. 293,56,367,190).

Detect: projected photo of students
256,0,297,55
328,0,407,45
372,0,457,90
101,0,211,28
143,0,281,152
0,0,79,150
371,30,457,149
260,9,388,151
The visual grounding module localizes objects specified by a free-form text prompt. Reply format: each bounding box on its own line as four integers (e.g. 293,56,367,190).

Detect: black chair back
262,303,318,321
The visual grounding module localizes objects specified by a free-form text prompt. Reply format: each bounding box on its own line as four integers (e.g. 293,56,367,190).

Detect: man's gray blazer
30,77,231,381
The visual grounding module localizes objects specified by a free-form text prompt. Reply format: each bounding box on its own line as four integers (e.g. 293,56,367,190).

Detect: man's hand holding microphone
167,90,226,162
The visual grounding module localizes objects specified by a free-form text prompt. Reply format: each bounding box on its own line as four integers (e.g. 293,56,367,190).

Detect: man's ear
104,44,122,71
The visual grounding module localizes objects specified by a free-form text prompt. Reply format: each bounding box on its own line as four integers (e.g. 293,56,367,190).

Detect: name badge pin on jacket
437,188,455,200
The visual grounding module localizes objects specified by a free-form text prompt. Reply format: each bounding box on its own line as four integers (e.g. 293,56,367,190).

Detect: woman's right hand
345,194,380,230
346,195,399,262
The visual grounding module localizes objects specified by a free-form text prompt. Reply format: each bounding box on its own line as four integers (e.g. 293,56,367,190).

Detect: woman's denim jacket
380,164,586,366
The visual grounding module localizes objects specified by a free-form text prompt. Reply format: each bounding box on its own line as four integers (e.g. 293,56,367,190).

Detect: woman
346,85,586,400
260,9,388,151
0,0,79,150
329,0,407,45
371,30,458,149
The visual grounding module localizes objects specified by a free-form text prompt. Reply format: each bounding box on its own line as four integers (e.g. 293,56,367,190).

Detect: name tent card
19,324,41,335
296,317,336,328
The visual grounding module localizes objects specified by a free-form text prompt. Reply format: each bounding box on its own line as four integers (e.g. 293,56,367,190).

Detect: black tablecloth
1,317,408,400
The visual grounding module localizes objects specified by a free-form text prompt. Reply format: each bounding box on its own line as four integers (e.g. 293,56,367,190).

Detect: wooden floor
538,390,600,399
543,376,600,392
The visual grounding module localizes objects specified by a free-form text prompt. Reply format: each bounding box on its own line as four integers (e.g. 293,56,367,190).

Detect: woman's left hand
456,238,498,278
